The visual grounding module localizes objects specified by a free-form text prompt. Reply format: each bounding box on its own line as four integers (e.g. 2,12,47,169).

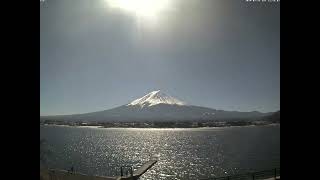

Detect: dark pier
118,160,157,180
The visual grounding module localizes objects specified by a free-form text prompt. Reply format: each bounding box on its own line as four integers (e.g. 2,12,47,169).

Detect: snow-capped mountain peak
127,90,185,107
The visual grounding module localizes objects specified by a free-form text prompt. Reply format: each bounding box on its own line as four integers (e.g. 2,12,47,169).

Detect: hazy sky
40,0,280,115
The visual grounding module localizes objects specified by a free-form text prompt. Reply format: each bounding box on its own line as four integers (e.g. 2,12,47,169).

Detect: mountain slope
261,110,280,123
41,90,272,122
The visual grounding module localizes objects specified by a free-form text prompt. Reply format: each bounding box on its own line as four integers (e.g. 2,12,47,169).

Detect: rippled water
40,125,280,179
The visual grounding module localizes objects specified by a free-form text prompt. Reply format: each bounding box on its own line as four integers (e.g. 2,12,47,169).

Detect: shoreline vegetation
40,120,279,129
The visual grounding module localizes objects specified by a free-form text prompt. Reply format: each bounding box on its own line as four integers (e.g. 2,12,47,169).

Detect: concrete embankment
40,169,117,180
40,160,158,180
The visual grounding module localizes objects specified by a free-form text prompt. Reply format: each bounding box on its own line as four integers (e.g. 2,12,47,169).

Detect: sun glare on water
106,0,171,21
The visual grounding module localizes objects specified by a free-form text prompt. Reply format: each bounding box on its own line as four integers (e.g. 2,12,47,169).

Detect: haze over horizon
41,0,280,116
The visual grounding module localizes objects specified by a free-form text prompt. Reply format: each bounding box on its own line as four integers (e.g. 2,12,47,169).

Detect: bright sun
106,0,170,20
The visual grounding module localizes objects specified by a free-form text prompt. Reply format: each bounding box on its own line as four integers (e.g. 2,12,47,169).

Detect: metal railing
203,168,280,180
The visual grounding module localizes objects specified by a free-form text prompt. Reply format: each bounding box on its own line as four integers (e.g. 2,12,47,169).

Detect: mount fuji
127,90,185,107
41,90,271,122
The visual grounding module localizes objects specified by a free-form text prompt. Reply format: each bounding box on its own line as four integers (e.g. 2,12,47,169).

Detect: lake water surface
40,125,280,179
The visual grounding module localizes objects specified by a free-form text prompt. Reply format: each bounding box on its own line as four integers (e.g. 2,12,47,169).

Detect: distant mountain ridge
40,90,274,122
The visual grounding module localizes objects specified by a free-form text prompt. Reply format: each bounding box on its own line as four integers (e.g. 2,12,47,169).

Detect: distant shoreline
40,123,280,129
